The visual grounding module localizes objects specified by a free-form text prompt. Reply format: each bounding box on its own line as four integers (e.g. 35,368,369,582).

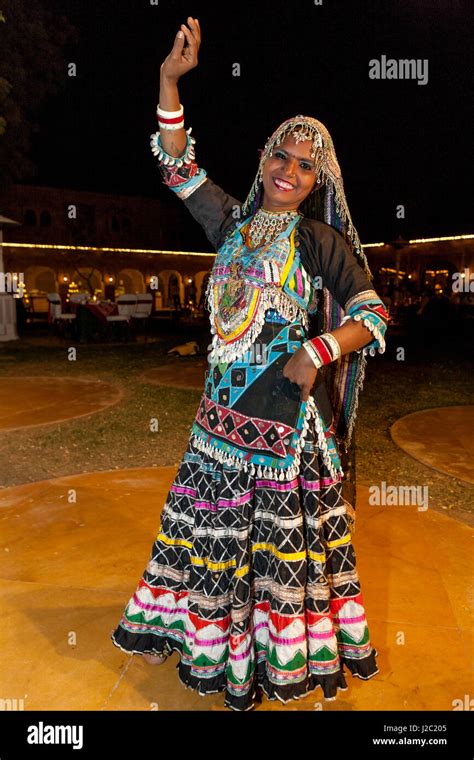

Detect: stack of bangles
157,102,185,130
302,333,342,369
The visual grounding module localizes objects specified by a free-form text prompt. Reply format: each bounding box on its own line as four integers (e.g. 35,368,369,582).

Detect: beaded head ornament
242,115,373,484
242,114,371,278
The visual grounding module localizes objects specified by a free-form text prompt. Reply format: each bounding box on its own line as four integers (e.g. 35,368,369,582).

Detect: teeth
274,178,293,190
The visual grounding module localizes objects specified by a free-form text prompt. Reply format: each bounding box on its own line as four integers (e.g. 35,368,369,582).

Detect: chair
105,294,137,341
132,293,153,319
28,294,50,322
47,293,76,337
130,293,153,342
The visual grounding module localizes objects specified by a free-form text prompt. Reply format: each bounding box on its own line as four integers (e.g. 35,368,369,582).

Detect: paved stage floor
0,466,471,711
139,357,207,391
0,376,123,432
391,405,474,486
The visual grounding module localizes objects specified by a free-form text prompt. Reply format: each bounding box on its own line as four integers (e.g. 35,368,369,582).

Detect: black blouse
181,175,378,497
182,176,373,316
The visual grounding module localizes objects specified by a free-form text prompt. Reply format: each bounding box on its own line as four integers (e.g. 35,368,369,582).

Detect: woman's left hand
282,347,318,402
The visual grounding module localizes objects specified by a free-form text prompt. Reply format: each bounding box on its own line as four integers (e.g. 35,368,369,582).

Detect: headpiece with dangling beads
241,114,374,455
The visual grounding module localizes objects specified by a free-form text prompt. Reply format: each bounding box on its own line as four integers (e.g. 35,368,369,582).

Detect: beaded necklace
244,206,299,249
220,207,299,323
218,207,300,305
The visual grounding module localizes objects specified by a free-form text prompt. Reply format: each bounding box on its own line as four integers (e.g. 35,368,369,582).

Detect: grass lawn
1,326,472,525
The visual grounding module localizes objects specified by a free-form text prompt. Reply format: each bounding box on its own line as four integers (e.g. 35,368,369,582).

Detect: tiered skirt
111,427,379,711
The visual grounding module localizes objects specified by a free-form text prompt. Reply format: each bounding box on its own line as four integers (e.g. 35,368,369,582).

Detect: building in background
1,184,473,323
0,184,216,314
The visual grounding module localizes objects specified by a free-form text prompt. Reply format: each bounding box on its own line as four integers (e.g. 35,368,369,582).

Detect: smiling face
261,133,320,212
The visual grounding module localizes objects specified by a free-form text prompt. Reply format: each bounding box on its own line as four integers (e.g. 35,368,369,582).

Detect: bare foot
143,653,167,665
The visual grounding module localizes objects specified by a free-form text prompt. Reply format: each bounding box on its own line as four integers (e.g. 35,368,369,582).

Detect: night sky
32,0,472,244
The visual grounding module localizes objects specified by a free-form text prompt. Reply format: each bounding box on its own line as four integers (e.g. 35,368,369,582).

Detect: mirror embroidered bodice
190,213,342,482
206,213,320,364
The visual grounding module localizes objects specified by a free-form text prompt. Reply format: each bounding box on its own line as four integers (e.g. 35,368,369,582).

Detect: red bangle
310,336,332,364
303,333,341,368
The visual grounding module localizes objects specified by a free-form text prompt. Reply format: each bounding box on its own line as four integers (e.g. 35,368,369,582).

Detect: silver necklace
246,207,299,249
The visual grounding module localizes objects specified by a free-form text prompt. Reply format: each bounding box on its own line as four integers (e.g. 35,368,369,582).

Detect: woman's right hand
160,16,201,82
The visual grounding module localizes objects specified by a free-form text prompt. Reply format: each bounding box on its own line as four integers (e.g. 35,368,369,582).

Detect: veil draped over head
241,115,373,454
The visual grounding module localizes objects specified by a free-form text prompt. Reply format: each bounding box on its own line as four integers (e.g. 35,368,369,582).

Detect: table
75,302,132,343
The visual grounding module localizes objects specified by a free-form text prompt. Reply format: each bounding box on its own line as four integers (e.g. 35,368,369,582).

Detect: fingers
282,370,308,401
170,16,199,63
288,379,309,402
300,384,311,402
170,28,185,59
175,29,185,45
188,16,201,42
180,16,200,47
179,25,196,59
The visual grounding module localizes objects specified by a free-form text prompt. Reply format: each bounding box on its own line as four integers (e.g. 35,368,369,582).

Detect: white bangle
323,333,342,360
157,103,184,118
302,341,323,369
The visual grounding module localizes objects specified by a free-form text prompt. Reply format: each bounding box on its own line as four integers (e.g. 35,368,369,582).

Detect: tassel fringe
339,313,386,356
345,351,367,445
208,287,309,364
150,127,196,168
352,314,386,355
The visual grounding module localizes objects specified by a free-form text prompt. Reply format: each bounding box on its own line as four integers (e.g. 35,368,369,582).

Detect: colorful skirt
110,418,379,710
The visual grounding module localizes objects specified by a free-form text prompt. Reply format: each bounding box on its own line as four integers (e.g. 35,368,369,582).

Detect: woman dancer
111,16,388,711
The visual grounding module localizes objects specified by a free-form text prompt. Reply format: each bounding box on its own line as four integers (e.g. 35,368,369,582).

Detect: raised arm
150,17,242,251
158,17,201,157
